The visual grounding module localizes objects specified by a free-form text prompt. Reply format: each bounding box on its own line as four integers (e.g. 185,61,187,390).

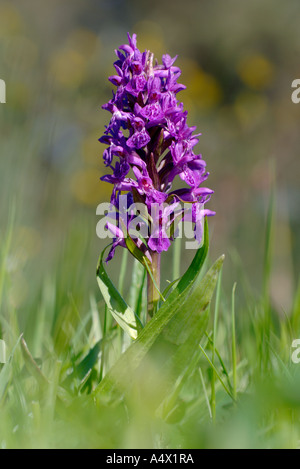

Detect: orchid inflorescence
99,33,214,307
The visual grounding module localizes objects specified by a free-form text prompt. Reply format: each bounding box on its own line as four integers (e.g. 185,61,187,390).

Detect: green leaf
119,217,148,268
97,248,143,340
64,340,102,386
145,254,224,408
124,230,147,266
162,278,180,299
120,217,165,302
165,216,209,301
94,220,223,404
157,310,210,420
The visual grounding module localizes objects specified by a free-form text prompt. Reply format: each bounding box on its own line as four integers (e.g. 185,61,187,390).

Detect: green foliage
1,204,300,449
97,247,143,340
94,220,217,401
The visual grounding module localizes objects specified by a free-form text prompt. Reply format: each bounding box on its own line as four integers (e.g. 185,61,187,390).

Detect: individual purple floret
100,33,215,262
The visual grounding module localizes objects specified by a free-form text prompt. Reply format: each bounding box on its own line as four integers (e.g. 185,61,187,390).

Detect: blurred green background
0,0,299,343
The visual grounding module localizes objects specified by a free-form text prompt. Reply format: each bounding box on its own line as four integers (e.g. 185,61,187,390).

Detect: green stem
147,251,161,318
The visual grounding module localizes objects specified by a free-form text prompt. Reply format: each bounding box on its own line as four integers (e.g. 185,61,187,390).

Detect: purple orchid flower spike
99,33,215,316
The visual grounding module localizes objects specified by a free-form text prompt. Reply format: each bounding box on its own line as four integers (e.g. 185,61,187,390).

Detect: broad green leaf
159,329,208,422
97,248,143,340
120,219,166,302
161,216,209,311
119,217,148,268
94,221,210,399
139,254,224,409
154,310,210,420
63,340,102,388
94,228,224,405
124,230,147,266
76,340,102,380
162,278,180,299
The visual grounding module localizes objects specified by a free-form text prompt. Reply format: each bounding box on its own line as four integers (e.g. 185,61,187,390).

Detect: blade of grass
232,282,237,400
99,304,108,382
263,165,275,312
199,343,235,401
21,336,49,389
0,202,15,314
205,331,233,394
199,368,212,420
117,250,129,357
262,162,276,374
211,265,223,420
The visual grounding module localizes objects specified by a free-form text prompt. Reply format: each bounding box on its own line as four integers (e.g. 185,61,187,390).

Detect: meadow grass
0,191,300,450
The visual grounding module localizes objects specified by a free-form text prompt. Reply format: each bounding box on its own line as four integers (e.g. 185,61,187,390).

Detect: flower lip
132,61,143,75
126,129,151,149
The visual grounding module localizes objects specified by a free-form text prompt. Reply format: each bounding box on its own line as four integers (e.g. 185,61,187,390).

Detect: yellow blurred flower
237,54,274,90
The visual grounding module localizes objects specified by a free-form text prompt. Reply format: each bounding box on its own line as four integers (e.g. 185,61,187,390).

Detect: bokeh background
0,0,300,338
